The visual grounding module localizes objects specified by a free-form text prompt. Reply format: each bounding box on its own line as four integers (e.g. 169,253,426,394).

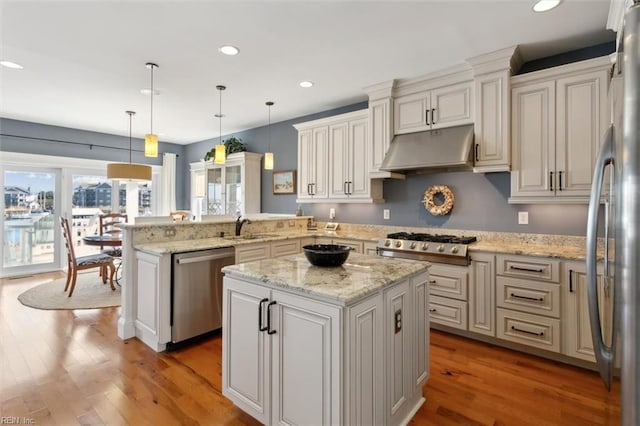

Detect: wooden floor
0,272,621,425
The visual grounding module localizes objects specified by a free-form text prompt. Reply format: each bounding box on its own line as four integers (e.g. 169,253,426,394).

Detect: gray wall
1,106,595,237
184,102,369,214
0,118,188,207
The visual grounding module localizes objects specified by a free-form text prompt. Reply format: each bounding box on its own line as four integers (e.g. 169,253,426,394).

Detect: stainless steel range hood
379,124,474,172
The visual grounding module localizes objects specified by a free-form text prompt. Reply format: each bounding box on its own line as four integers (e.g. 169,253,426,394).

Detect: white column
126,182,138,220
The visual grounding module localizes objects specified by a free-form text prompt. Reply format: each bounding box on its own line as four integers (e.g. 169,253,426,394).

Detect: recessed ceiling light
0,60,23,69
532,0,561,12
140,89,161,96
299,81,314,88
219,45,240,56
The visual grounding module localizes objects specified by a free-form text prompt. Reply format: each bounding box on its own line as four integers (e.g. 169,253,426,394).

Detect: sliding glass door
1,166,61,276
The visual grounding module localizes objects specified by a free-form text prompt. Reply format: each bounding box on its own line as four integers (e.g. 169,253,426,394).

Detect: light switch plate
383,209,390,220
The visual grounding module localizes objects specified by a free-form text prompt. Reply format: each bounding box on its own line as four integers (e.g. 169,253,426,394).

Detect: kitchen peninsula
221,252,430,426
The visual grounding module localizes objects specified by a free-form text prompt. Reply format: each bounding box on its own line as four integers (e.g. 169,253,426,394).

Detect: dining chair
99,213,128,254
170,210,191,222
60,217,115,297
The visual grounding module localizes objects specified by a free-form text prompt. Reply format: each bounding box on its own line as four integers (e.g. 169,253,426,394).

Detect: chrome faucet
235,215,251,236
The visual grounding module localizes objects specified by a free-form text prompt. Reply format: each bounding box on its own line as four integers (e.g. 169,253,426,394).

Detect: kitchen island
221,252,431,426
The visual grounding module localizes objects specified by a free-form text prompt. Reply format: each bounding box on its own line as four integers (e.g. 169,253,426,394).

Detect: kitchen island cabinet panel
222,253,430,425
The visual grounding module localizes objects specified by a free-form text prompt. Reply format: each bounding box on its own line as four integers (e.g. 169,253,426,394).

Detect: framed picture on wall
273,170,296,194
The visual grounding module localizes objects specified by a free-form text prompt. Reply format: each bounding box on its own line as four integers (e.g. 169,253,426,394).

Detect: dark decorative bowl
302,244,351,267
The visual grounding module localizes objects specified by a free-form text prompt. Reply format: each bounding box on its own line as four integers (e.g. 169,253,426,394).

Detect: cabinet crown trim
293,109,368,130
511,55,612,86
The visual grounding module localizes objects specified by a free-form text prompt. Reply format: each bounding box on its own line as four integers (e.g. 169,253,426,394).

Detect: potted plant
204,136,247,161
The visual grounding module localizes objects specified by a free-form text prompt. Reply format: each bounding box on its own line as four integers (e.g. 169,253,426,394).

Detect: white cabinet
295,110,383,203
134,250,171,351
190,152,262,216
469,252,495,336
510,57,610,203
473,70,511,172
329,118,376,200
394,81,473,134
223,269,430,426
495,254,562,353
427,263,469,331
222,277,341,425
297,127,328,200
563,261,613,362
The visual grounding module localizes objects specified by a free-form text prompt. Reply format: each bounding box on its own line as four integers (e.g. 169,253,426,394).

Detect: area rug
17,272,121,310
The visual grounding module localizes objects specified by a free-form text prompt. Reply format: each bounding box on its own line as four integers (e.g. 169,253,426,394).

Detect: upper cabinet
510,57,611,203
394,81,473,134
190,152,262,216
297,126,329,201
295,110,383,203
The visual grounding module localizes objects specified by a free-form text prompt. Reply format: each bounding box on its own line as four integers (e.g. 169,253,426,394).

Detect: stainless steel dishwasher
171,247,235,344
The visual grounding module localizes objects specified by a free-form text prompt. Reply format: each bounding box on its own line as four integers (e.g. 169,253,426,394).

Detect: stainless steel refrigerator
587,2,640,424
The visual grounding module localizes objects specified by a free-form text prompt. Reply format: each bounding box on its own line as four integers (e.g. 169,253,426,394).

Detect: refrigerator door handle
586,125,615,390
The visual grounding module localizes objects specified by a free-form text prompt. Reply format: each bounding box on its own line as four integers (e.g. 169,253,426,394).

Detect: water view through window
3,170,56,268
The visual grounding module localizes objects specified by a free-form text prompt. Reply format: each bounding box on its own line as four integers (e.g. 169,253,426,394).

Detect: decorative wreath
423,185,455,216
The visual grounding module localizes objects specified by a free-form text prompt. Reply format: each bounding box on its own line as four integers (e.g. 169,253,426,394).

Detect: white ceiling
0,0,614,145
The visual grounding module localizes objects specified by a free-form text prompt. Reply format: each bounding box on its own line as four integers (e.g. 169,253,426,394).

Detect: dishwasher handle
175,251,235,264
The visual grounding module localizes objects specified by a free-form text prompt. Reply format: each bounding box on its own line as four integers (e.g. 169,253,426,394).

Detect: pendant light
264,101,274,170
144,62,159,157
107,111,152,181
214,85,226,164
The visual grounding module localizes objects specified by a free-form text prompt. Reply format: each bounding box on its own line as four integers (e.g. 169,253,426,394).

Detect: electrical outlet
394,309,402,333
164,228,176,237
383,209,390,220
329,208,336,219
518,211,529,225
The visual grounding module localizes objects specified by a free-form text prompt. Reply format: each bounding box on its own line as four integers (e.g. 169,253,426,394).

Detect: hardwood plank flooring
1,272,621,425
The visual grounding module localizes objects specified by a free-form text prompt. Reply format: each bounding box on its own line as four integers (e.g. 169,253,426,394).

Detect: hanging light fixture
214,85,226,164
264,101,274,170
144,62,159,157
107,111,152,181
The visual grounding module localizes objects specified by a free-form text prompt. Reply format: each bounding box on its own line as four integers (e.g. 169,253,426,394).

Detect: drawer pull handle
509,265,544,273
511,326,544,337
429,280,437,284
429,308,437,313
267,301,277,335
510,293,544,302
258,298,269,332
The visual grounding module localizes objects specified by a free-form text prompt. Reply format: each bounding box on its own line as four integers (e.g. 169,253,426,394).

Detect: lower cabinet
469,253,495,336
222,271,429,425
428,263,469,330
563,261,611,362
222,277,340,425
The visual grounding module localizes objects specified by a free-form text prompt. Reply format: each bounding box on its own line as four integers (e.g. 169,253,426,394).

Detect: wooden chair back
100,213,128,238
60,216,116,297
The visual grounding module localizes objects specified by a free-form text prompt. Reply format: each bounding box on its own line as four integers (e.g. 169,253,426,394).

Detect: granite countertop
222,252,430,305
469,241,590,261
133,227,594,261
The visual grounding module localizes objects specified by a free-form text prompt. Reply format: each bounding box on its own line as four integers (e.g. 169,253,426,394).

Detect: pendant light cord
149,65,154,134
129,112,133,163
268,104,271,151
219,88,222,144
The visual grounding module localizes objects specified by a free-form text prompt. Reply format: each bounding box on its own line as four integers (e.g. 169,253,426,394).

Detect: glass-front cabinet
190,152,262,217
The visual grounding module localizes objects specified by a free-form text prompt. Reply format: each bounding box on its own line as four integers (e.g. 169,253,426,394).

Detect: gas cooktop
386,232,477,245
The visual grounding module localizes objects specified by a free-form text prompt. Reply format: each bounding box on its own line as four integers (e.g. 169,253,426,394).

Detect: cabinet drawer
315,237,334,245
496,255,560,283
497,308,560,353
332,238,363,254
271,240,301,258
235,243,271,263
429,295,467,330
428,264,468,301
497,276,560,318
